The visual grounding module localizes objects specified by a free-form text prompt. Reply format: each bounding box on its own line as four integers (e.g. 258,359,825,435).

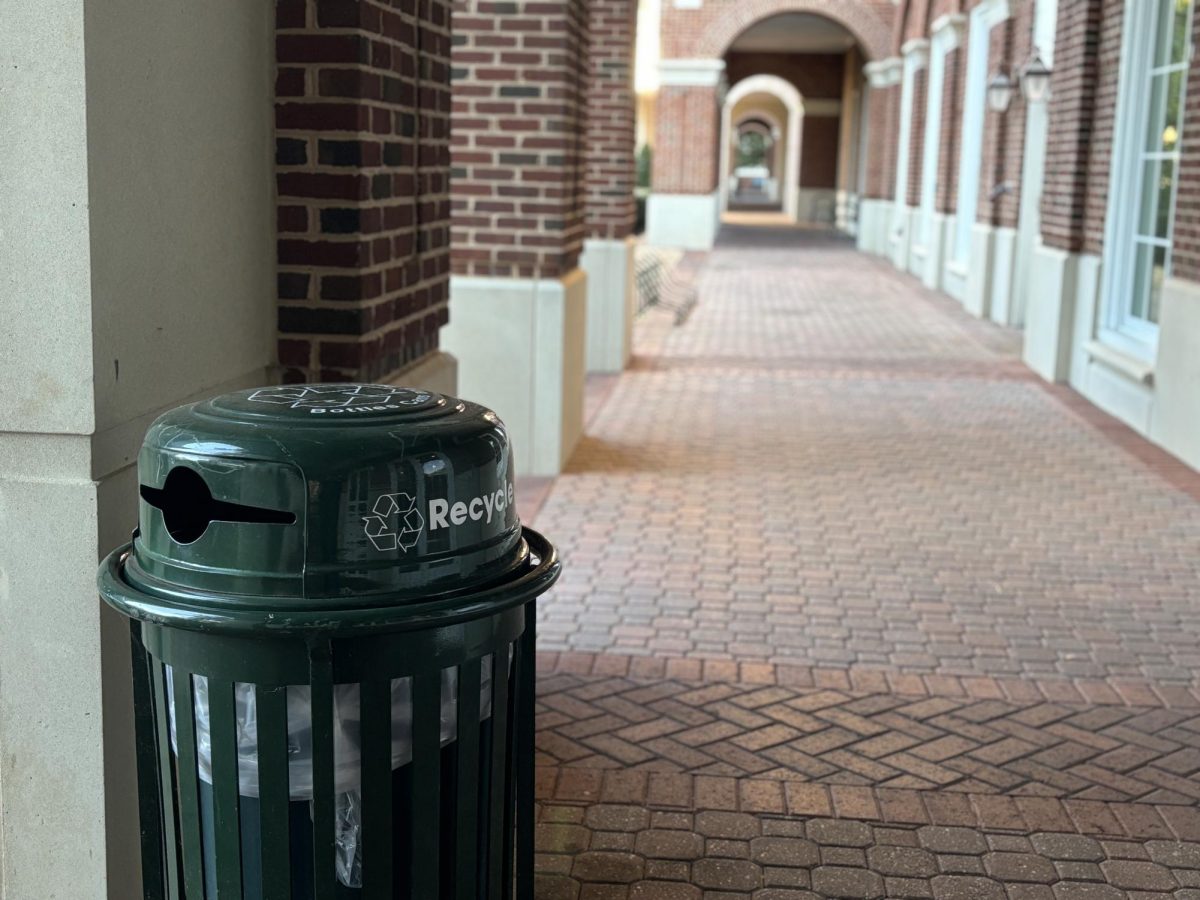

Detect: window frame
1099,0,1195,360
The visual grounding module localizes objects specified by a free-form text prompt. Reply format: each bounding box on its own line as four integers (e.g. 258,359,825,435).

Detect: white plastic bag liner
166,648,510,888
166,651,501,799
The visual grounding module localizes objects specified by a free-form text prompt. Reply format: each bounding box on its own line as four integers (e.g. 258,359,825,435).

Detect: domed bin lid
116,384,530,614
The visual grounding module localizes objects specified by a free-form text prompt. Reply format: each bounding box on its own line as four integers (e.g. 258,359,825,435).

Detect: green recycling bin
98,384,560,900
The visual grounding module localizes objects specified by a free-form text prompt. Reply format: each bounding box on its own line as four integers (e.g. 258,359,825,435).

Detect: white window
1102,0,1194,355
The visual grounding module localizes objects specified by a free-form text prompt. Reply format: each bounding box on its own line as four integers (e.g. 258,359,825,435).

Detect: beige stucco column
0,2,276,897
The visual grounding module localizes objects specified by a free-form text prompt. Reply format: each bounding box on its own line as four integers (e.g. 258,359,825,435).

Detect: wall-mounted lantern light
987,69,1016,112
988,50,1053,113
1020,51,1053,103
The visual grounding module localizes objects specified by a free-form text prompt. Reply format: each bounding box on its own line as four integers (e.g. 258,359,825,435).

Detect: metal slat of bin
255,685,291,900
174,667,207,899
208,678,243,898
151,658,182,900
361,678,394,899
412,672,443,898
456,657,483,900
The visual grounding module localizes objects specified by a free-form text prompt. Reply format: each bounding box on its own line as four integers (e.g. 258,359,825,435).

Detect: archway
720,74,804,221
731,114,785,208
696,0,891,62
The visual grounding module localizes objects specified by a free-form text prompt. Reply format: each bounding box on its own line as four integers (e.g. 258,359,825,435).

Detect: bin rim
99,526,560,637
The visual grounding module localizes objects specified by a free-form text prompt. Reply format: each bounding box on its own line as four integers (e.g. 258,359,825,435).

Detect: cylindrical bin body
99,384,560,900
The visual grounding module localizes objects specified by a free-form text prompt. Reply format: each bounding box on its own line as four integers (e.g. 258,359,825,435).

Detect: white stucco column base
889,205,915,270
647,192,720,250
385,350,458,396
856,199,891,255
964,223,996,318
1151,277,1200,470
920,212,952,290
443,270,587,477
987,226,1019,326
1023,244,1081,382
581,236,636,373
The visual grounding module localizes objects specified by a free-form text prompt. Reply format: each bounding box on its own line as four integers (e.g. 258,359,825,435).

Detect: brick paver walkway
528,227,1200,899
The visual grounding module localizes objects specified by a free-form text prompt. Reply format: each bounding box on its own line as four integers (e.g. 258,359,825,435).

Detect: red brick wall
274,0,452,384
1040,0,1109,253
937,45,964,212
726,52,846,99
882,80,902,200
652,85,720,194
585,0,638,241
863,82,896,200
450,0,589,279
906,67,928,207
1173,8,1200,282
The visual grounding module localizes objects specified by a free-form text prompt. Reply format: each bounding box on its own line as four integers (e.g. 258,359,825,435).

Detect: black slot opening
140,466,297,544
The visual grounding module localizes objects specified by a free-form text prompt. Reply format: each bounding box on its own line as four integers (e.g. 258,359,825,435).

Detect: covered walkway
529,228,1200,898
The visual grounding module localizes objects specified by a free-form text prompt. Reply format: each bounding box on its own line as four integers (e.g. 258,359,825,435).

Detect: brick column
444,0,590,476
647,60,725,250
859,57,903,257
274,0,454,390
581,0,639,374
1040,0,1105,255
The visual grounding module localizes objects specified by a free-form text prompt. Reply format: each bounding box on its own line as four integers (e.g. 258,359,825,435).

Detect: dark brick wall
450,0,590,279
1040,0,1110,253
863,81,897,200
801,116,842,189
1173,7,1200,282
725,52,847,100
274,0,452,384
585,0,638,241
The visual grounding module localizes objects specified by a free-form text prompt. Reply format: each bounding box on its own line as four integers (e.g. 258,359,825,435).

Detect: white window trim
892,40,929,233
952,0,1011,264
917,16,966,251
1098,0,1192,361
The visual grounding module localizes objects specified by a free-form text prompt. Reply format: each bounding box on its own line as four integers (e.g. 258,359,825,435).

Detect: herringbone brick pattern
534,229,1200,683
536,673,1200,807
525,227,1200,899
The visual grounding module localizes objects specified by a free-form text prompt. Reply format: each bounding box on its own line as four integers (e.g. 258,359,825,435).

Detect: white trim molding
864,57,902,88
658,58,726,87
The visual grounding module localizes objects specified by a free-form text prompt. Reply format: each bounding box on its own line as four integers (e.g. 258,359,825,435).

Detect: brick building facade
641,0,1197,472
853,0,1200,470
274,0,454,387
266,0,640,478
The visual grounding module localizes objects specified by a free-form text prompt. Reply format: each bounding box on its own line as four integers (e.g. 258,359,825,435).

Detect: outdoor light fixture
988,51,1053,113
987,69,1016,112
1020,51,1052,103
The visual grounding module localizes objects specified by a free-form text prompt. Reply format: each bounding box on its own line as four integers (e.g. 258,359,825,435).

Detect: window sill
1084,339,1156,387
944,260,969,278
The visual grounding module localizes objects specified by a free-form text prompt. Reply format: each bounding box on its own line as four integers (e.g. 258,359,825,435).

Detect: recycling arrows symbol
361,493,425,552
